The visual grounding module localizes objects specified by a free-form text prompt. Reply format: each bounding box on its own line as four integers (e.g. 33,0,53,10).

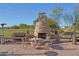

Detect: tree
47,18,59,32
63,13,74,28
51,6,64,27
50,6,64,43
19,23,27,29
72,6,79,44
63,13,74,42
73,6,79,30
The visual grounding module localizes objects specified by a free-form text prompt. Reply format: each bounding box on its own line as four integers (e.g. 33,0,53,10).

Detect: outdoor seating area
0,10,79,56
0,12,79,46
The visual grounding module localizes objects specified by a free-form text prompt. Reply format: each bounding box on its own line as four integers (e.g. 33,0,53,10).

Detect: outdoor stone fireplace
34,12,50,39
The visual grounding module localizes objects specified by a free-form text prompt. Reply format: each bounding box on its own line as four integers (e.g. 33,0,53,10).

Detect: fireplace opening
38,33,46,39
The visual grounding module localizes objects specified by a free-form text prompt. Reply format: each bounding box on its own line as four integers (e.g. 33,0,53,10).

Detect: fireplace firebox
38,33,46,39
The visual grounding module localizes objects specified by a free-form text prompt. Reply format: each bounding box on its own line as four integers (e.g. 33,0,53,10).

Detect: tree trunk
72,24,77,44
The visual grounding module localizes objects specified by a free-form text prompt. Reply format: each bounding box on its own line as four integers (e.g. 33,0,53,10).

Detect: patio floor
0,42,79,56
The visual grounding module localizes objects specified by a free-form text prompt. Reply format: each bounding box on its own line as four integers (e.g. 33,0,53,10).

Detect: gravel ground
0,42,79,56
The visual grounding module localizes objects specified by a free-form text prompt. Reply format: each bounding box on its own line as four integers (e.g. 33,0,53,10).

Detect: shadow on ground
51,44,77,50
0,52,14,56
51,44,64,50
35,47,46,50
44,51,58,56
0,52,25,56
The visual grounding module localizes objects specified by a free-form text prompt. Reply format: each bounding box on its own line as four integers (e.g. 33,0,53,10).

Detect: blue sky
0,3,79,27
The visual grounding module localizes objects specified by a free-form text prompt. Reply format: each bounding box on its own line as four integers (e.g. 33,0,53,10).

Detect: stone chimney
34,12,50,39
